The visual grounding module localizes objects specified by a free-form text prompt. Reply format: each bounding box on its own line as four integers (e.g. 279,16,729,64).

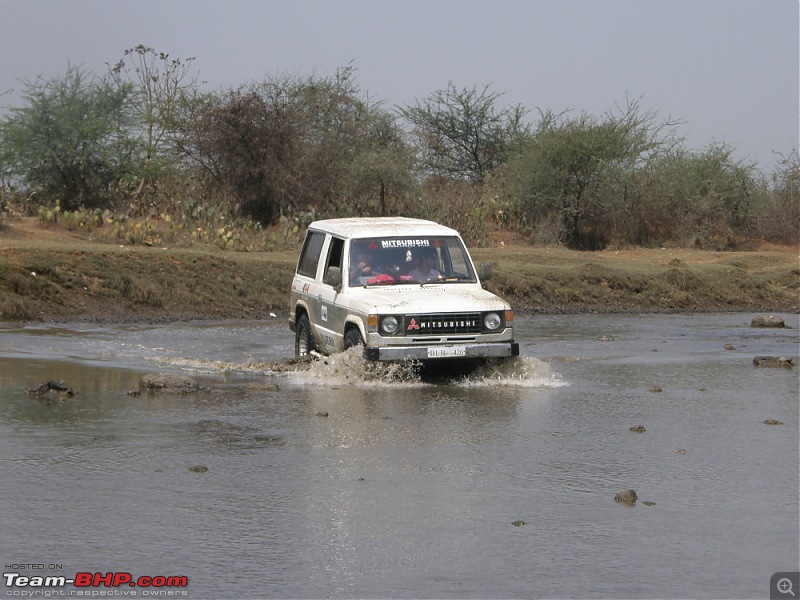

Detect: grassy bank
0,218,797,323
477,244,800,314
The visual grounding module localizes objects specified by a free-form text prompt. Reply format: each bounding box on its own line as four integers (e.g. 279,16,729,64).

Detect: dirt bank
1,218,797,323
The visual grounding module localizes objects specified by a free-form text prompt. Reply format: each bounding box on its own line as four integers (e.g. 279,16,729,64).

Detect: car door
293,229,326,338
313,235,346,353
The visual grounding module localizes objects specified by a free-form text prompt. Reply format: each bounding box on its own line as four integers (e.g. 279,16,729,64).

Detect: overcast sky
1,0,797,172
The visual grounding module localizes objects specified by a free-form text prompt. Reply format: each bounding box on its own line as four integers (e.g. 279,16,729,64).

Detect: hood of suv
350,283,510,314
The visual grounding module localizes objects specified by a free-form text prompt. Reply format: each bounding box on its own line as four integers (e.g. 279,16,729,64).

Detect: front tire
344,327,364,350
295,314,314,358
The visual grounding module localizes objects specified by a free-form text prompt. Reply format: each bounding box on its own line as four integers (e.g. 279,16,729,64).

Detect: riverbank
1,217,797,323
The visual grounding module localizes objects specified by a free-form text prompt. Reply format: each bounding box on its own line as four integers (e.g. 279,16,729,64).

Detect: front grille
404,313,482,335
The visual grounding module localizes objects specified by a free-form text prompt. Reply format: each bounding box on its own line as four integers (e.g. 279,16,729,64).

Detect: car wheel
344,327,364,350
295,313,314,358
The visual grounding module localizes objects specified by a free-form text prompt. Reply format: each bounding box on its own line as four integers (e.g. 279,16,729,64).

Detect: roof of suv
308,217,460,239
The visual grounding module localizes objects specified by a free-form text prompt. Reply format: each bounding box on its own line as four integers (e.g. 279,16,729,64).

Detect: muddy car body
289,217,519,363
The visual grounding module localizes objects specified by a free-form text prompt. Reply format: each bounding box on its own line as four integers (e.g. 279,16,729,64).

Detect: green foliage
399,83,530,184
398,179,490,246
107,44,201,211
751,150,800,244
0,185,10,227
0,65,140,211
503,100,678,249
0,58,795,249
631,144,760,246
333,109,415,216
37,200,105,232
108,44,199,161
177,65,412,225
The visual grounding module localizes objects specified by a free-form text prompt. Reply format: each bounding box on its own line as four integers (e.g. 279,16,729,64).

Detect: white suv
289,217,519,363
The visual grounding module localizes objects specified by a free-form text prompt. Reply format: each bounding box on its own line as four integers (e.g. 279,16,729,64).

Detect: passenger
350,251,379,284
408,252,441,281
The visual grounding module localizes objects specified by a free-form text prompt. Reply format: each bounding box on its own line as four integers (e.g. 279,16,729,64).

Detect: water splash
153,346,566,388
454,355,568,388
152,356,298,375
289,348,567,388
289,347,424,387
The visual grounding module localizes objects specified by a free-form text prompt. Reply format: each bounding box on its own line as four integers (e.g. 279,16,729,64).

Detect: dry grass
1,218,797,322
474,243,799,313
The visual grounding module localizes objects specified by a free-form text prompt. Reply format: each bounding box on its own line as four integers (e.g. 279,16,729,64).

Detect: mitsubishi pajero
289,217,519,364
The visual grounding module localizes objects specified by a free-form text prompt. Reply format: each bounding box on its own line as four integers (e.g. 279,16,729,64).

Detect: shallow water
1,313,798,599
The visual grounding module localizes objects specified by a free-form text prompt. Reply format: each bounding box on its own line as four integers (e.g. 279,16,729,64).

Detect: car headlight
381,315,399,335
483,312,502,331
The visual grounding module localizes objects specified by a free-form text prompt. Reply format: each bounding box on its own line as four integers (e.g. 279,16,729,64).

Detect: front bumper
364,342,519,361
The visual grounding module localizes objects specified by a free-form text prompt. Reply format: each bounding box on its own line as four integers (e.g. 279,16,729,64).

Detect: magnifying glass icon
777,578,796,597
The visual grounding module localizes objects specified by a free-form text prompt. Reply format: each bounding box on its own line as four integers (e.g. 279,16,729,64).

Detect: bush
0,65,140,211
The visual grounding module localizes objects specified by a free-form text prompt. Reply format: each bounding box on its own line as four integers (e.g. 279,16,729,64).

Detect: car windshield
348,236,477,286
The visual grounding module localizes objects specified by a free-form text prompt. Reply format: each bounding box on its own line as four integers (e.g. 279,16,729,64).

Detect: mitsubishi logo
407,318,419,331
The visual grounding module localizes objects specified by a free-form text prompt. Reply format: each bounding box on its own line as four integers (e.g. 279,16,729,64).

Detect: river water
1,313,798,599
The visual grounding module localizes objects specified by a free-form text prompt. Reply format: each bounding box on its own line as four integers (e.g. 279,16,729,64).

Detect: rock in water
139,373,205,394
752,356,794,368
750,315,786,328
26,380,76,398
614,489,638,504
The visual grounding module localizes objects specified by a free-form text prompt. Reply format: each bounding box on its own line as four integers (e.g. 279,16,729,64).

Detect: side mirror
324,266,342,289
478,261,493,281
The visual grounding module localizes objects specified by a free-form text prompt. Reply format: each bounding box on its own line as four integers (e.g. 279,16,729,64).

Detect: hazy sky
1,0,797,172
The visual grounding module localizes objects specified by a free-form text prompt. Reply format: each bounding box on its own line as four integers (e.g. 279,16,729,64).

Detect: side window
297,231,325,278
322,237,344,285
445,238,474,279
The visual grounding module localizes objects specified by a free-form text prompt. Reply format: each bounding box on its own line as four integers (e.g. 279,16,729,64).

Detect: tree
107,44,201,201
178,66,411,225
761,150,800,243
334,109,414,216
0,65,137,210
506,100,678,248
640,144,765,245
399,83,530,184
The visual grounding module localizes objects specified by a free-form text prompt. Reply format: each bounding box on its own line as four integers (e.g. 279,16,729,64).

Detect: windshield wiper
364,279,400,287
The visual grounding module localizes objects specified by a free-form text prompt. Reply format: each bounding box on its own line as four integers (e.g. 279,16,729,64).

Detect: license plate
427,345,466,359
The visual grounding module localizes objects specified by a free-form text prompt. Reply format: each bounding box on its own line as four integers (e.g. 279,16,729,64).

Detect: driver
408,251,441,281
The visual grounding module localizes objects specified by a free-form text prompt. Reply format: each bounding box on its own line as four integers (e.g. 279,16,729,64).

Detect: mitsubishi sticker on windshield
380,239,431,248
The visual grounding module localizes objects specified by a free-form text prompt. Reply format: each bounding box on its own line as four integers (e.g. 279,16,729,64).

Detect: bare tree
107,44,202,201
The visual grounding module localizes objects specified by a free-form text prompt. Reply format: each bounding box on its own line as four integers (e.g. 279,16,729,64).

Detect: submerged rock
139,373,208,394
752,356,794,368
629,425,647,433
751,315,786,328
26,380,76,398
763,419,784,425
614,489,638,504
